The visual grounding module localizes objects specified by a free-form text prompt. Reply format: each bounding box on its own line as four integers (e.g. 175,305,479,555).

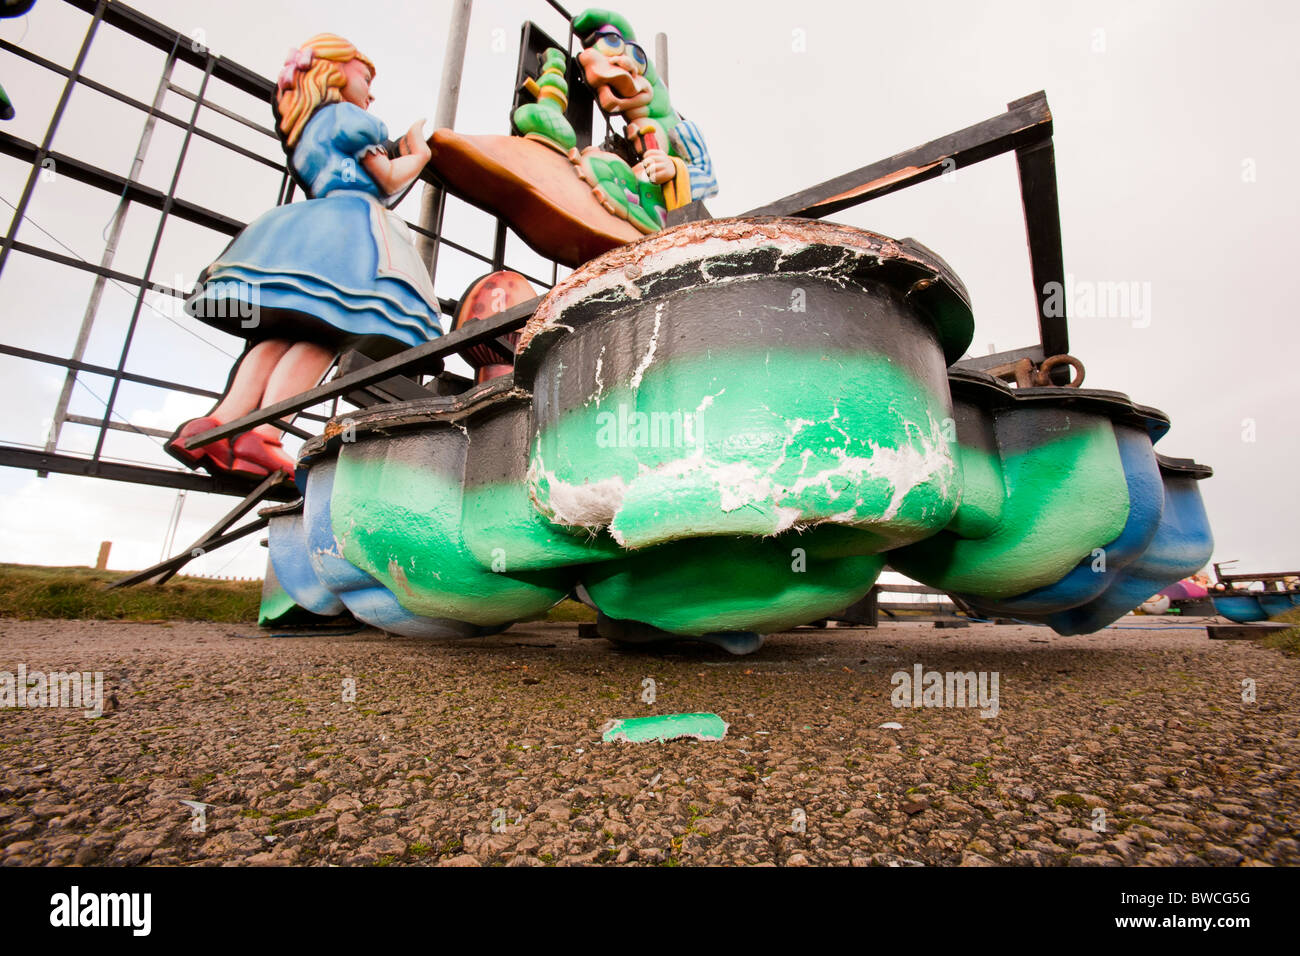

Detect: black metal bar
491,218,508,272
103,514,271,590
61,0,276,102
425,185,447,290
742,92,1053,220
664,199,712,227
0,343,219,398
63,413,172,439
1009,105,1069,369
334,350,437,407
952,344,1046,371
164,80,278,139
92,54,216,466
0,0,105,281
187,296,542,448
0,39,285,172
543,0,574,21
130,471,286,587
0,133,248,236
0,346,333,425
275,168,292,206
400,214,552,289
0,444,299,499
3,239,188,297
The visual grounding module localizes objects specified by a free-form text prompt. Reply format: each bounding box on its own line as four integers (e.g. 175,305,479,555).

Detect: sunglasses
584,30,649,74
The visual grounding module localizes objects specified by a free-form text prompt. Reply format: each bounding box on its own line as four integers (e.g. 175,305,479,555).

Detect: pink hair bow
276,47,314,92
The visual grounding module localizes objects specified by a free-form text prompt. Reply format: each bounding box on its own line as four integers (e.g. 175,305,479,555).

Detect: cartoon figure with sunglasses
514,7,718,234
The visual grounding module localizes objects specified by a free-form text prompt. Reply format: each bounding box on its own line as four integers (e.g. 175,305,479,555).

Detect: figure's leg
229,341,336,476
209,339,292,423
254,341,336,440
166,339,290,473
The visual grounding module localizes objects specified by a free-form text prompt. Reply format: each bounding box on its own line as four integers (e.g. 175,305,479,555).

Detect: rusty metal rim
515,216,975,366
1155,454,1214,480
948,367,1172,442
296,374,530,466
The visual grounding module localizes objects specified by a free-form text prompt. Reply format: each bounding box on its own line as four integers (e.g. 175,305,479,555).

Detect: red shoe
231,432,296,477
165,417,234,474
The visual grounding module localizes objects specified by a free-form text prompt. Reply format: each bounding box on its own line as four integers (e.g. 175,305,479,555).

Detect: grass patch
0,562,259,622
269,804,323,824
542,599,597,623
1263,606,1300,656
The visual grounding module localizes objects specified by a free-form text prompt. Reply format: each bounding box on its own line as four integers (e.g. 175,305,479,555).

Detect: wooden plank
879,601,960,612
832,589,878,627
876,583,953,595
742,92,1052,220
1207,623,1293,641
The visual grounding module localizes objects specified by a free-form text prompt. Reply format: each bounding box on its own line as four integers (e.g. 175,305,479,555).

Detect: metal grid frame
0,0,570,500
2,0,1073,504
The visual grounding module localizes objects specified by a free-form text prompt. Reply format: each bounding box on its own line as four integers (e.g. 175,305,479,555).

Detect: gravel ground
0,616,1296,867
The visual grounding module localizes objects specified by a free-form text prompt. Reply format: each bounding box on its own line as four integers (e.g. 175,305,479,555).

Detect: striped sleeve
668,119,719,201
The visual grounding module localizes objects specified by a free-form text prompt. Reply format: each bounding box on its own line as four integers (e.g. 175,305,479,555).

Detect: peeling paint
628,302,663,390
388,560,416,597
592,345,606,407
529,408,954,544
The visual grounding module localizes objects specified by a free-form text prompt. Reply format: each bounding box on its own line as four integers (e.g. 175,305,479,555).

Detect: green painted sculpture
568,8,718,232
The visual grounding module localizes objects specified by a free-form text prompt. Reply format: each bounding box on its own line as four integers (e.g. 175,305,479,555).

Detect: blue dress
186,102,442,357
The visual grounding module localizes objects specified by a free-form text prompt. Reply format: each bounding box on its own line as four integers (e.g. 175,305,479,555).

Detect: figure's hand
404,119,431,163
633,147,674,184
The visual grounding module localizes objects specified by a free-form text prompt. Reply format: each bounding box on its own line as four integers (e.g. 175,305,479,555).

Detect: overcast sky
1,0,1296,583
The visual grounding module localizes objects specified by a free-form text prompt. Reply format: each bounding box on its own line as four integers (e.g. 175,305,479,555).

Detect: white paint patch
531,406,954,544
528,454,629,529
629,302,663,390
695,387,725,414
592,345,607,407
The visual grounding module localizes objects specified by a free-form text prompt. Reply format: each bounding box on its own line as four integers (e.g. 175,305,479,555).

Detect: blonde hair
276,34,376,148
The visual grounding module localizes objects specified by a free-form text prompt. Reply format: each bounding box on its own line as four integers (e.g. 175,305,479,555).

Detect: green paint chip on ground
602,713,728,744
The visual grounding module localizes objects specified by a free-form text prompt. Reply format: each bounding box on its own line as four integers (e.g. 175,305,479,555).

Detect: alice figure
167,33,440,477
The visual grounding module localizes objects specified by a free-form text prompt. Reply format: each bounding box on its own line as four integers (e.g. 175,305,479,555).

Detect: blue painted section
1212,594,1268,623
1257,592,1300,618
266,511,346,618
186,103,443,351
298,459,486,639
1047,473,1215,634
970,426,1164,616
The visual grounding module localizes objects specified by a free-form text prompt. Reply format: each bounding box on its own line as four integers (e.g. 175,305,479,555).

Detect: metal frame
0,0,564,498
729,90,1069,374
188,92,1075,451
2,0,1079,583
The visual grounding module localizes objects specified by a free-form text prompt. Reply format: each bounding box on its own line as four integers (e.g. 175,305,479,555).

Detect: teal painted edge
602,713,729,743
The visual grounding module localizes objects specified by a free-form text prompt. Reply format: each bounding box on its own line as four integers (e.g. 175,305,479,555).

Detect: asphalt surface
0,616,1296,866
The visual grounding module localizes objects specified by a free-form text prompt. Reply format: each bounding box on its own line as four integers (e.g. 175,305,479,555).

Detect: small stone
1056,827,1101,846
